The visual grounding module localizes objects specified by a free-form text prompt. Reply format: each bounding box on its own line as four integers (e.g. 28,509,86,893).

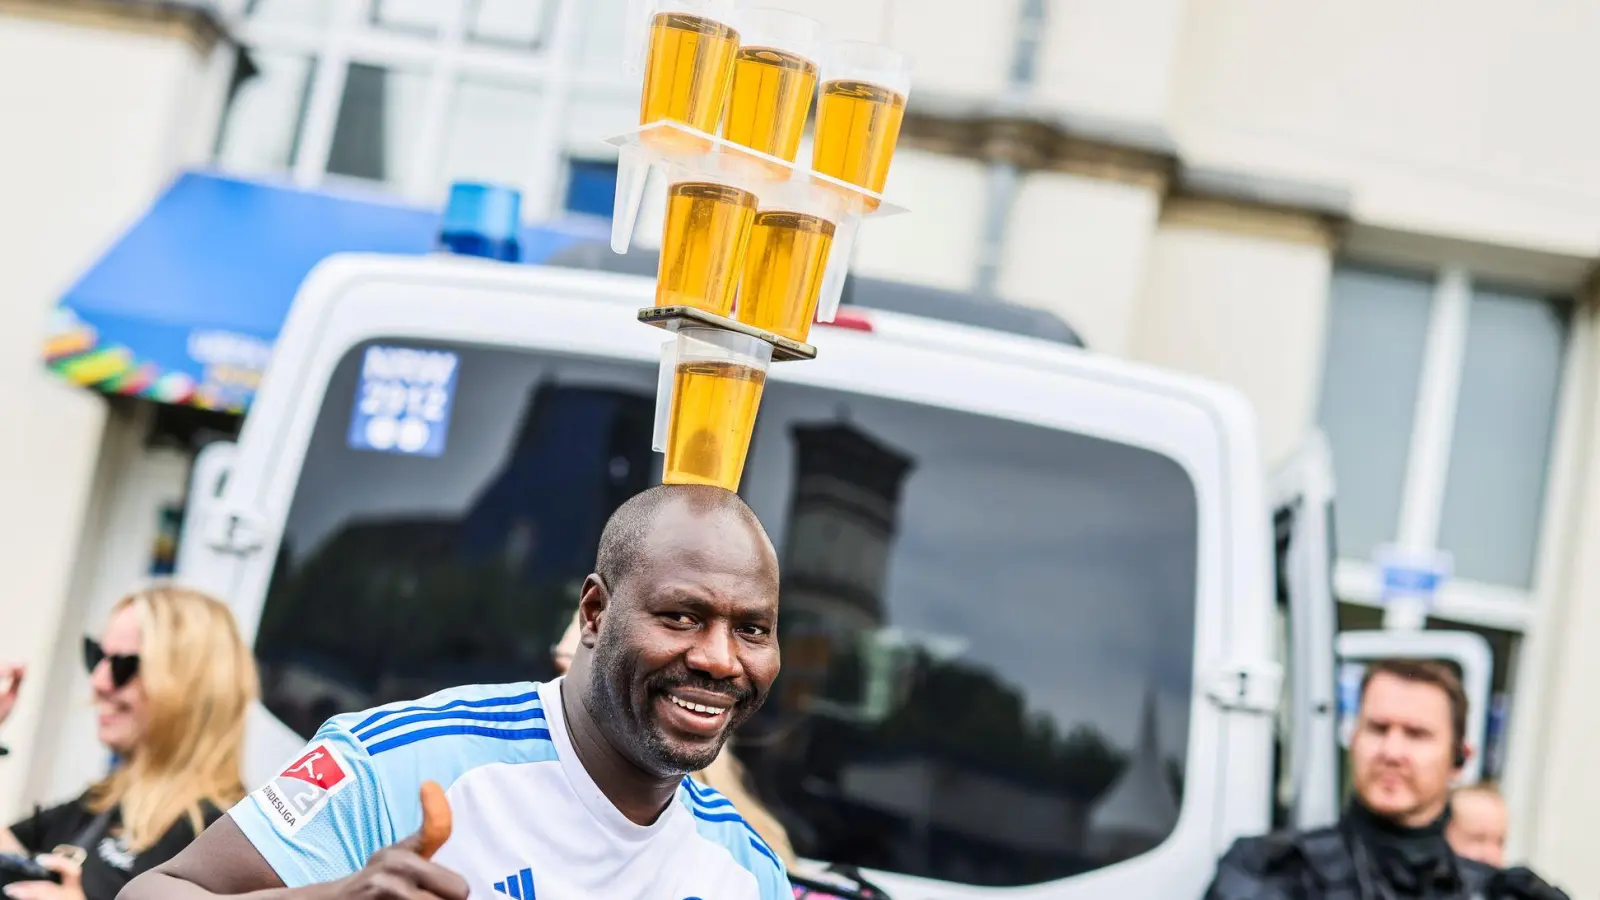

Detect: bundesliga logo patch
253,742,352,836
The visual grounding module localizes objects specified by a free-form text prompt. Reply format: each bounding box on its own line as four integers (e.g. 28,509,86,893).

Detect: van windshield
256,338,1200,887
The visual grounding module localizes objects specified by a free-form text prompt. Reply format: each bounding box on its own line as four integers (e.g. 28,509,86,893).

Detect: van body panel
195,254,1277,898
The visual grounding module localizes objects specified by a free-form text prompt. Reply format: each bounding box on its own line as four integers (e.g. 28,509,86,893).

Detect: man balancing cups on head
120,484,792,900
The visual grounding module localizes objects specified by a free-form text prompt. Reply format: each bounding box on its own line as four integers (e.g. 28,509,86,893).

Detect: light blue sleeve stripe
677,782,793,900
229,722,393,888
230,683,558,889
348,684,542,734
355,703,544,744
373,725,559,840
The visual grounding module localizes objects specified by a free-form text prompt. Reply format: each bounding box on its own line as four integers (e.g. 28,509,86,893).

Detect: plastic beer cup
614,0,741,253
810,40,909,310
811,40,911,204
721,8,825,165
638,0,741,136
735,181,845,342
653,166,761,316
659,327,773,491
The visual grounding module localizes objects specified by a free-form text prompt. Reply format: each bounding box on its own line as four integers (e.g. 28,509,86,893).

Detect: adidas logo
493,867,536,898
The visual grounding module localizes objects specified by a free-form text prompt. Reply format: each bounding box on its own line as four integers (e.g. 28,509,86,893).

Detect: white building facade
3,0,1600,892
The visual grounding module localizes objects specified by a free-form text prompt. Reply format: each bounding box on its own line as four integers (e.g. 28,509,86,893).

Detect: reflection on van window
256,341,659,733
256,340,1200,887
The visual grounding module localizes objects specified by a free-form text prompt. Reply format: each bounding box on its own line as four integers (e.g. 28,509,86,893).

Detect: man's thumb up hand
416,781,453,859
344,782,465,899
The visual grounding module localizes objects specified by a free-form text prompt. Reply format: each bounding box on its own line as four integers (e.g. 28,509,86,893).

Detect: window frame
1322,262,1581,633
216,0,634,216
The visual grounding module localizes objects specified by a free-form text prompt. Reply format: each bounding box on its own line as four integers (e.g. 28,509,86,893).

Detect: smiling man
119,484,791,900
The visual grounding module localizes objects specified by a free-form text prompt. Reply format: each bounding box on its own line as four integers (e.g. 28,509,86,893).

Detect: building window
213,50,315,174
436,77,547,198
212,0,637,218
324,63,429,187
563,159,618,219
1434,286,1569,587
1316,266,1433,565
1316,263,1571,623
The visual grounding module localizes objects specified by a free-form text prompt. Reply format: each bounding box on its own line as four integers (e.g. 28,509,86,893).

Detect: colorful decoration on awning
44,169,597,414
44,307,267,413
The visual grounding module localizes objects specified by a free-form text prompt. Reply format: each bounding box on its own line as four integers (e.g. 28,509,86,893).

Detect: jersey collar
543,676,686,844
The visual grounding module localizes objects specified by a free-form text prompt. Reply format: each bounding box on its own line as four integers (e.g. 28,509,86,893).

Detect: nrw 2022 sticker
253,742,354,836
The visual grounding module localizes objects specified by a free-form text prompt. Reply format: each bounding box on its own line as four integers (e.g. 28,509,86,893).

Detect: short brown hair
1359,659,1469,755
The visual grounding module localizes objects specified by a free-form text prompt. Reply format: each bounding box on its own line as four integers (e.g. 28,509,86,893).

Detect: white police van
174,243,1492,898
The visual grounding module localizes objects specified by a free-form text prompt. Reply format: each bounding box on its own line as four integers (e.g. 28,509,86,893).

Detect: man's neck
559,675,681,827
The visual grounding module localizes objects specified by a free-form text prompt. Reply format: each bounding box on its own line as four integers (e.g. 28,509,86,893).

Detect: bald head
595,484,775,595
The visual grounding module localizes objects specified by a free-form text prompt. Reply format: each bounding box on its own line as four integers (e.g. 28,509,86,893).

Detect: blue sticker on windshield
347,345,459,458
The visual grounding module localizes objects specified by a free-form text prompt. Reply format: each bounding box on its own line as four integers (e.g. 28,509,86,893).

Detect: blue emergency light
438,181,523,262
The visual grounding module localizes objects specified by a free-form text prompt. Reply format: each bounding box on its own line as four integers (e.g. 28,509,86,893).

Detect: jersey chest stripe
356,704,545,743
682,778,736,811
747,835,780,868
683,777,732,806
367,724,553,756
689,805,781,863
349,689,542,734
692,806,779,858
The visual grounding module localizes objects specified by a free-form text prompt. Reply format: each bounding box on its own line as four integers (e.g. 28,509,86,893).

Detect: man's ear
577,574,608,648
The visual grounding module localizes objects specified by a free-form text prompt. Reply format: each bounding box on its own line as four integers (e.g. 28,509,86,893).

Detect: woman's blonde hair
85,584,259,851
693,748,795,868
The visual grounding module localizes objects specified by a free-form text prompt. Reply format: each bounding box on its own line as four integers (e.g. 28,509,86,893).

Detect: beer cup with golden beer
721,8,824,165
811,41,911,206
808,41,910,318
654,170,760,316
613,0,740,253
660,327,774,492
734,182,845,343
639,0,741,138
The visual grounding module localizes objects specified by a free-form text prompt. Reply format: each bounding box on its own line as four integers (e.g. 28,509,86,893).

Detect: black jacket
1203,825,1568,900
8,792,222,900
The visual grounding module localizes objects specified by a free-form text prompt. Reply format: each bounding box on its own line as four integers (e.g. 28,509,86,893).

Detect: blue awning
44,169,600,413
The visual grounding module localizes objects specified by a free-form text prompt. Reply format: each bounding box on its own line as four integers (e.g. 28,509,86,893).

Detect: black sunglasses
83,637,140,689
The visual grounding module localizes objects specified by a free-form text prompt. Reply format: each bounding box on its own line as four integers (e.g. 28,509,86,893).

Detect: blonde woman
0,585,259,900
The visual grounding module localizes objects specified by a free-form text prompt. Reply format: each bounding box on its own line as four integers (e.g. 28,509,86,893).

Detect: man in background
1205,659,1567,899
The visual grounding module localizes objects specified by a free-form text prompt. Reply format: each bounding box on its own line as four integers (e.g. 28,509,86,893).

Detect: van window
256,339,1200,887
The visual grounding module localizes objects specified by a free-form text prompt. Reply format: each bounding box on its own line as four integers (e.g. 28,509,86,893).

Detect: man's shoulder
1207,827,1341,900
674,778,788,884
1468,861,1573,900
1220,827,1321,868
317,681,557,774
1218,825,1350,878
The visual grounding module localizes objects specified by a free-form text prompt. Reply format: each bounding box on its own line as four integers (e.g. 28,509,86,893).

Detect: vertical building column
994,129,1171,355
1524,305,1600,895
0,0,228,816
1131,170,1346,466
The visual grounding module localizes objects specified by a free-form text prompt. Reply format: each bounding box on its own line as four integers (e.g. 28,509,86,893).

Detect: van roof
542,240,1088,349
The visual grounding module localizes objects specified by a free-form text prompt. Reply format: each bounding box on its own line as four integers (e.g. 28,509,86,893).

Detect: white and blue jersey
230,676,791,900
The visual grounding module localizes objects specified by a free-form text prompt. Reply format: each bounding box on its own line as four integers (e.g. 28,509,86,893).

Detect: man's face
1351,672,1460,826
585,504,780,776
1447,790,1507,868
